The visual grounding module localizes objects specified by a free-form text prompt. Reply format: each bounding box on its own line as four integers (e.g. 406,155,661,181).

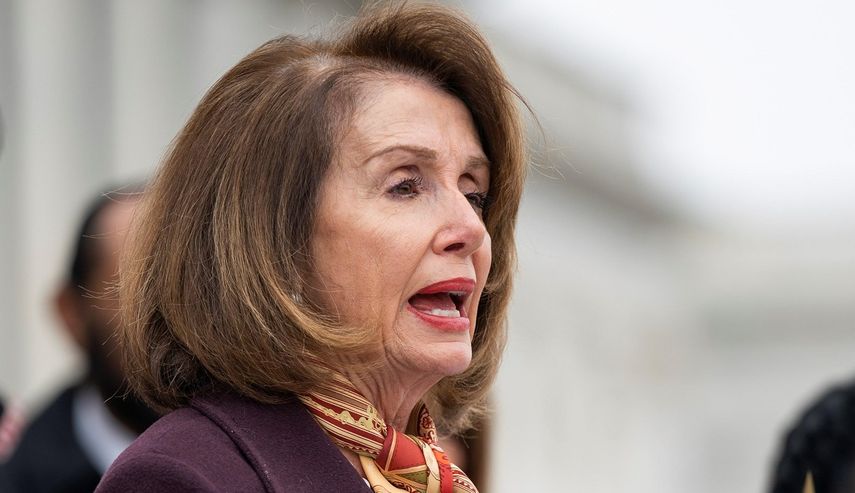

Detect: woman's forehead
341,80,487,165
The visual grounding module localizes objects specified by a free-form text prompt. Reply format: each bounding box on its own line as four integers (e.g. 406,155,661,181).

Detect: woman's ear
54,284,87,350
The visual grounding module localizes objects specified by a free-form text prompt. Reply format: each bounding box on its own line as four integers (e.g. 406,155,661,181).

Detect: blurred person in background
96,4,524,492
769,381,855,493
0,186,159,493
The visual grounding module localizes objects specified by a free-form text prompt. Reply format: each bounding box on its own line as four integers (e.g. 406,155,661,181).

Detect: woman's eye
465,191,490,212
387,176,423,197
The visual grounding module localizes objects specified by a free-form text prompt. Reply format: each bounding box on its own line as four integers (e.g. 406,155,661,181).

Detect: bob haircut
121,2,527,433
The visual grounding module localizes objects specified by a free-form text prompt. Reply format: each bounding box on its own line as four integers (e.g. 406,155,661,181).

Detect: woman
97,3,526,492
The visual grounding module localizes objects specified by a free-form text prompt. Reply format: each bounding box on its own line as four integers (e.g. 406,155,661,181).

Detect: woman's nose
432,191,488,257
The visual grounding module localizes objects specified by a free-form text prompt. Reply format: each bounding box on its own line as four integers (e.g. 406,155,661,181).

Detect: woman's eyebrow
466,155,491,173
361,144,437,167
361,144,491,171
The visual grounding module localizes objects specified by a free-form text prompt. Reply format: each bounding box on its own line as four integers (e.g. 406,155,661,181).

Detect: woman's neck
343,368,438,431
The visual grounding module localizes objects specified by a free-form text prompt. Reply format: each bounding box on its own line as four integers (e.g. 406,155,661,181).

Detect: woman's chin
416,342,473,378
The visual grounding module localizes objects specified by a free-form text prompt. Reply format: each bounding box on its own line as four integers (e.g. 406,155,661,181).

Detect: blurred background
1,1,855,491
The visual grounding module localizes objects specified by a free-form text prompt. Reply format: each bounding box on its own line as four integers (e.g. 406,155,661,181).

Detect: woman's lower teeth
426,308,460,318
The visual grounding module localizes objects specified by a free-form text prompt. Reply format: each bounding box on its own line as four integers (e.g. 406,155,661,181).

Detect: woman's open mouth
406,278,474,331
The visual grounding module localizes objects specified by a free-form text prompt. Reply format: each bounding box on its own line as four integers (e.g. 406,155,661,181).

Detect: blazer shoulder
97,406,264,492
95,450,220,493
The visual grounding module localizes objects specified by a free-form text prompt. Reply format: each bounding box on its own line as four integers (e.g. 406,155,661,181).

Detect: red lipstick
414,278,475,295
407,277,475,332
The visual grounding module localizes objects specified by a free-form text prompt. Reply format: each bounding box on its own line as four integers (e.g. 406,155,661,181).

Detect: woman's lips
407,277,474,332
407,305,470,332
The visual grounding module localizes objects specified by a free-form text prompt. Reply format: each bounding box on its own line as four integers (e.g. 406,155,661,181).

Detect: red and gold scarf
298,373,478,493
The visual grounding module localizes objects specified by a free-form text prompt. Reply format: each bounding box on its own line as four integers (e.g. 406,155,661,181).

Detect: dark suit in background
0,386,99,493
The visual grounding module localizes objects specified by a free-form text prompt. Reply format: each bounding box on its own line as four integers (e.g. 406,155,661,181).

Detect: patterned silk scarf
298,373,478,493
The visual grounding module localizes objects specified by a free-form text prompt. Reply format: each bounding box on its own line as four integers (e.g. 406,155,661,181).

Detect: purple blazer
95,393,370,492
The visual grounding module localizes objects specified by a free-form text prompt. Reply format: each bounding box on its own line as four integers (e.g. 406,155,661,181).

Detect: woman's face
311,78,492,381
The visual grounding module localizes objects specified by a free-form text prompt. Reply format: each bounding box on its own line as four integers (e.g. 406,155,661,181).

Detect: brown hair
121,2,527,433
